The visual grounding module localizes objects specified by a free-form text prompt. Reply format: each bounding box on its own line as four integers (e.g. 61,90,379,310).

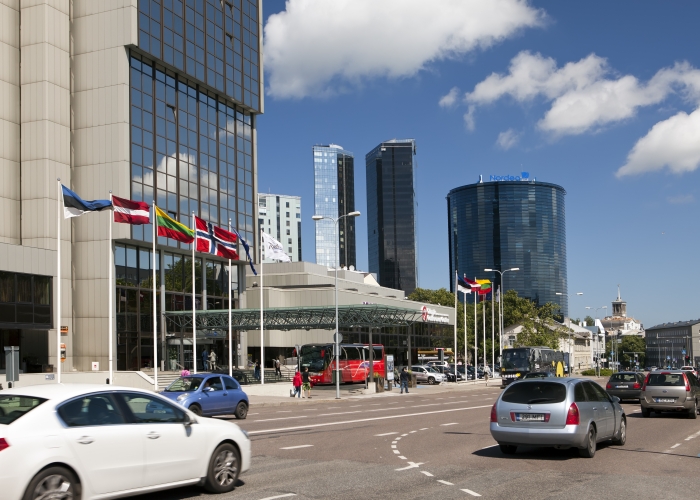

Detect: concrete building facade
258,193,301,262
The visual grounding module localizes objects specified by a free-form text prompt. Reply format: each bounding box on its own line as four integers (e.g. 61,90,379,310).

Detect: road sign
333,333,343,343
682,349,686,355
667,356,671,360
60,326,68,335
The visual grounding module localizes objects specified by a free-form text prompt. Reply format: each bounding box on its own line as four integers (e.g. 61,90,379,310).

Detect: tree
584,315,595,326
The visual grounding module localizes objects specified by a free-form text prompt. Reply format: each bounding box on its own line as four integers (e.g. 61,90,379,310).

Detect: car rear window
502,382,567,405
648,373,685,386
0,395,46,425
610,373,637,382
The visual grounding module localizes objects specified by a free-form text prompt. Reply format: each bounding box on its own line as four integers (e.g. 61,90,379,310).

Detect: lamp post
312,210,361,399
484,267,519,369
586,306,607,376
556,292,583,376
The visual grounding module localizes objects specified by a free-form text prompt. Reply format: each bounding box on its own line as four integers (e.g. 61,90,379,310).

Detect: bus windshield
502,348,531,370
299,345,331,372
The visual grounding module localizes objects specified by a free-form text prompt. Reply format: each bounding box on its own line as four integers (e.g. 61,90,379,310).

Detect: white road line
393,450,400,454
461,488,482,497
410,430,417,433
437,480,454,486
258,494,297,500
251,416,308,423
401,433,409,436
685,430,700,441
391,445,397,449
280,445,314,450
277,410,292,413
420,427,429,430
392,441,397,444
421,471,434,477
441,423,458,426
374,432,398,436
671,443,681,449
247,405,493,435
395,462,423,471
481,444,498,449
248,413,259,415
317,407,407,418
398,456,407,459
370,403,380,406
350,405,361,408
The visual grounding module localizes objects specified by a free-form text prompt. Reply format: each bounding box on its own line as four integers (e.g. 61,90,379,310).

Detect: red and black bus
298,343,385,385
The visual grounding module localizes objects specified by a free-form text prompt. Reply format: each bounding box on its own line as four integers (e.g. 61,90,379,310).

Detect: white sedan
0,384,251,499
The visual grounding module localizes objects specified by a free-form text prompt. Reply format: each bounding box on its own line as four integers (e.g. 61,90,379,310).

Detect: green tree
584,315,595,326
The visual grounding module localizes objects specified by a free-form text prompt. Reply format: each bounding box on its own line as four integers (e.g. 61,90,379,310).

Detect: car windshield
610,373,637,382
502,348,531,370
502,382,567,405
648,373,685,386
165,376,204,392
0,395,46,425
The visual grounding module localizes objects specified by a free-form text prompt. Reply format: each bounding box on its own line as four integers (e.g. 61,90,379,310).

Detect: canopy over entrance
163,304,430,331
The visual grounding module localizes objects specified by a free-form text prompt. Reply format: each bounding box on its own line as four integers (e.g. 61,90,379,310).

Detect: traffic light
686,355,690,362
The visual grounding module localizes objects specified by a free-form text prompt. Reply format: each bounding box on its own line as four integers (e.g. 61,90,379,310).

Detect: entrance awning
163,304,429,331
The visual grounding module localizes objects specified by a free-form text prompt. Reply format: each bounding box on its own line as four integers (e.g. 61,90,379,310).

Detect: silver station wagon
640,370,700,418
490,378,626,458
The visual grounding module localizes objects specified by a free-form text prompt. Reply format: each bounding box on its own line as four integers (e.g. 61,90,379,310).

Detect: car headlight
177,393,189,401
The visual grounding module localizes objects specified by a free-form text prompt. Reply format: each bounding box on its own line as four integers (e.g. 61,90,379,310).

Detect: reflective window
118,392,186,423
58,394,126,427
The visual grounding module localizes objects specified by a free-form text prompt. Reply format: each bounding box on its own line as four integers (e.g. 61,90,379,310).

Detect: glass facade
137,0,261,111
366,140,417,295
0,272,52,328
313,145,356,269
447,181,568,317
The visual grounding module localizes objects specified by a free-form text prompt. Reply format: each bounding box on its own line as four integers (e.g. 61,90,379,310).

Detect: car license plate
516,413,545,422
617,385,628,388
655,398,675,403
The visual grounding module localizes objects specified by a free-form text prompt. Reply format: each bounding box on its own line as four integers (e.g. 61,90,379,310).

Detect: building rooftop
646,319,700,331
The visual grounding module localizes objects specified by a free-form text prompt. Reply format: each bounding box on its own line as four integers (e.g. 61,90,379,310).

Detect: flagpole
492,286,495,374
453,270,457,383
108,191,113,385
152,205,158,390
228,218,233,378
56,179,61,384
191,211,196,374
474,279,477,384
498,285,503,360
482,288,486,379
463,289,467,377
260,227,264,385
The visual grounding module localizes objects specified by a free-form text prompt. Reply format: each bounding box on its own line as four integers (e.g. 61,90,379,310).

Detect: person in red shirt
292,371,302,398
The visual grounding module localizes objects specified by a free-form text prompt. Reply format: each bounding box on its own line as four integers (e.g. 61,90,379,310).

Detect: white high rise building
258,194,301,262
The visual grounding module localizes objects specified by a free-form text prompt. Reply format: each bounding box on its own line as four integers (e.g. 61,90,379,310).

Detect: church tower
612,285,627,317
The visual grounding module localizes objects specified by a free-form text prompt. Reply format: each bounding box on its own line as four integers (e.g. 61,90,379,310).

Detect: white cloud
264,0,545,99
616,108,700,177
465,52,700,136
496,129,520,149
463,106,476,131
667,194,695,205
439,87,461,108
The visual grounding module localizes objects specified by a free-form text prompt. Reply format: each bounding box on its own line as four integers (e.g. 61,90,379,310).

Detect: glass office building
366,139,418,296
447,180,568,317
313,145,356,269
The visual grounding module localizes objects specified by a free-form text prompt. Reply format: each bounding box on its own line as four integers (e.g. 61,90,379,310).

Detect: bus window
343,346,362,361
374,347,383,361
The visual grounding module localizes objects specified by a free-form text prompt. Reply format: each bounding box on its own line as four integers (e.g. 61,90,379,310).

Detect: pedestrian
400,367,410,394
292,370,302,398
275,358,281,378
201,348,208,372
393,367,400,387
484,363,491,386
254,360,261,381
209,350,217,371
302,366,312,398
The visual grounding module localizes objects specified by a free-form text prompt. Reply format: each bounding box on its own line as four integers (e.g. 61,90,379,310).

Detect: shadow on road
129,480,246,500
472,443,616,461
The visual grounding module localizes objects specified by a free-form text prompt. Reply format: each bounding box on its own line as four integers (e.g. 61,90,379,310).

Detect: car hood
159,391,192,400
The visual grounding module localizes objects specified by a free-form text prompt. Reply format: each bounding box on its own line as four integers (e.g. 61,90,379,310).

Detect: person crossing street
400,367,410,394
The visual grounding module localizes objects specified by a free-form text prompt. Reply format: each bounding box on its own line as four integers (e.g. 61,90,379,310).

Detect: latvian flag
112,195,150,225
462,275,482,290
195,216,239,260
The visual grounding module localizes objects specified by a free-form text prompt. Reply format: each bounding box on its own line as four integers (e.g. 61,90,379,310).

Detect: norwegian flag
195,216,239,260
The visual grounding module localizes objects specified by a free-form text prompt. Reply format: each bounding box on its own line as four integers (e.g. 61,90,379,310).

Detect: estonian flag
62,185,112,218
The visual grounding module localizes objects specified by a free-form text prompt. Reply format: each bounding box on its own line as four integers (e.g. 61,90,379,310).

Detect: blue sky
256,0,700,328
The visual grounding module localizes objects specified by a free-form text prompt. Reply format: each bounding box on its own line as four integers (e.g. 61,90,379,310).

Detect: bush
581,368,613,377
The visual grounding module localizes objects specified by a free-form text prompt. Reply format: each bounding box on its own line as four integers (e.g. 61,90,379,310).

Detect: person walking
302,367,312,398
484,363,491,386
209,350,217,371
400,367,410,394
275,358,281,378
254,360,261,381
201,348,208,372
292,370,302,398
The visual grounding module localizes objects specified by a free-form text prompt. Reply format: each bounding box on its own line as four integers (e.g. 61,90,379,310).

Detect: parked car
523,372,557,380
680,366,698,378
411,365,446,385
161,373,249,419
640,370,700,418
0,384,250,500
432,365,463,382
450,364,474,380
605,372,645,402
426,360,450,368
490,378,626,458
466,365,483,379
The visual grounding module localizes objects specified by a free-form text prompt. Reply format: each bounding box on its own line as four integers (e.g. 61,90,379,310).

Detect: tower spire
617,284,620,301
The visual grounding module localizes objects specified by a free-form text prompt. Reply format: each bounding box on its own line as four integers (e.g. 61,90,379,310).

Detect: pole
260,227,264,385
463,289,467,377
334,217,340,398
108,192,113,384
191,211,196,374
474,283,477,382
228,218,233,378
454,270,458,383
491,288,495,373
482,291,486,372
56,179,61,383
152,207,158,390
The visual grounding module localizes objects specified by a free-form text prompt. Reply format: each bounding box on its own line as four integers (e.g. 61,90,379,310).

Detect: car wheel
428,377,435,385
234,401,248,420
23,466,80,500
499,444,517,455
204,443,241,493
578,426,597,458
612,417,626,445
689,399,698,420
189,404,203,416
641,407,650,418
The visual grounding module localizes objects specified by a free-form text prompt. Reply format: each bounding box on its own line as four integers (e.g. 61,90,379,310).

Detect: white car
0,384,251,500
411,365,446,385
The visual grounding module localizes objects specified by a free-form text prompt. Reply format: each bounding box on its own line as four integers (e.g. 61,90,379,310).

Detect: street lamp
312,210,361,399
484,267,519,372
556,292,583,376
586,306,607,376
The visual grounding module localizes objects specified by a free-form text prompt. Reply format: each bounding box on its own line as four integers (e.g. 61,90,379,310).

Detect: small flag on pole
61,185,111,218
155,206,194,243
195,216,239,260
112,195,150,224
261,231,291,262
457,277,472,294
231,227,257,275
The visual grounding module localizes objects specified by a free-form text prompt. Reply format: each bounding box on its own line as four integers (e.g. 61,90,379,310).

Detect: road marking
461,488,482,497
441,423,458,426
391,445,397,449
401,433,409,436
258,494,297,500
421,471,434,477
280,445,313,450
396,437,402,440
247,405,493,435
395,461,423,471
437,480,454,486
392,441,397,444
350,405,361,407
482,444,498,449
671,443,681,449
393,450,400,454
370,403,380,406
248,413,259,415
277,410,292,413
685,430,700,441
398,456,407,459
420,427,429,430
374,432,398,436
410,430,417,433
251,416,308,423
317,407,407,418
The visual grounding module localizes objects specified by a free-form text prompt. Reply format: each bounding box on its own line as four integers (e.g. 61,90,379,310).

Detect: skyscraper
313,144,356,269
258,194,302,262
366,139,418,295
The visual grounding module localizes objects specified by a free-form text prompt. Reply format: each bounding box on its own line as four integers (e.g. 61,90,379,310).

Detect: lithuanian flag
155,206,194,243
476,279,492,295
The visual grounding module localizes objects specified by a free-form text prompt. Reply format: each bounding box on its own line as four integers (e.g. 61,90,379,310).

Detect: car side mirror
611,396,620,404
203,386,213,392
184,413,196,427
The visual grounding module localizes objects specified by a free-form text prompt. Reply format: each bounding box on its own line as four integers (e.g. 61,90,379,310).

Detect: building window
0,272,53,327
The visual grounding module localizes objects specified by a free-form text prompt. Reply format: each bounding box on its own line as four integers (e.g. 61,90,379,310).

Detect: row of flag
457,275,499,301
61,185,257,272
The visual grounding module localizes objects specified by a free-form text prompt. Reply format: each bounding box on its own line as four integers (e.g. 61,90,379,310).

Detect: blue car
160,373,249,419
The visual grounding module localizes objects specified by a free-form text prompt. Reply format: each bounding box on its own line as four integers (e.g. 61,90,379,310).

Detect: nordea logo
490,172,533,182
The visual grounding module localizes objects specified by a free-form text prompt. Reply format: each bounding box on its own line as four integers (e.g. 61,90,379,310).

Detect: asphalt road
134,382,700,499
